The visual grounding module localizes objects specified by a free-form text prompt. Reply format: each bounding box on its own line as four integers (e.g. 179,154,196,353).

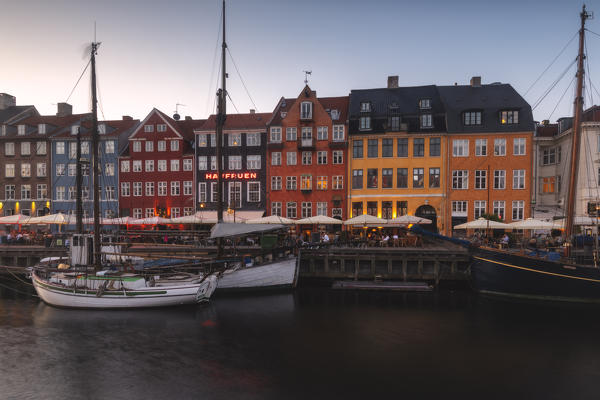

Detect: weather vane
303,70,312,85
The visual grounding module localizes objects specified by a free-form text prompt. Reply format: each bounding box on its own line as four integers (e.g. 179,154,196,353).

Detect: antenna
173,103,186,120
303,70,312,85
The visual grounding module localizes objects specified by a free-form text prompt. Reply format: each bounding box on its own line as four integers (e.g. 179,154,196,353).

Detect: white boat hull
31,272,218,309
217,256,298,292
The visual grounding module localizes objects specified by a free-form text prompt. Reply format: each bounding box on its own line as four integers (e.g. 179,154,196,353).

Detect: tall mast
565,5,591,250
216,0,227,256
76,128,83,234
91,42,101,268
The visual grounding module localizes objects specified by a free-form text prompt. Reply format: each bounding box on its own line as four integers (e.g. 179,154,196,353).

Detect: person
382,234,390,246
501,233,509,248
322,232,330,243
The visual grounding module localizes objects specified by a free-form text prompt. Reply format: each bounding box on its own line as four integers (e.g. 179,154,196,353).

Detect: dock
332,281,432,291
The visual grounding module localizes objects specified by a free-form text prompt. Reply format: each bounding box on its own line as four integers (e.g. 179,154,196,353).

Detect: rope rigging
532,58,577,111
226,47,259,112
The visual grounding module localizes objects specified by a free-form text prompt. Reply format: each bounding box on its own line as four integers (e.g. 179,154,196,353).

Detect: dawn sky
1,0,599,123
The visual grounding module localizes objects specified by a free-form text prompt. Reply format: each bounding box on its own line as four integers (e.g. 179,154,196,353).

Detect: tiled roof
0,105,39,124
51,117,139,139
176,118,206,140
197,112,271,132
318,96,349,124
267,98,295,126
536,124,558,137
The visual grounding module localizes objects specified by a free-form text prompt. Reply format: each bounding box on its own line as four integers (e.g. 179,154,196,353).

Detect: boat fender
96,280,108,297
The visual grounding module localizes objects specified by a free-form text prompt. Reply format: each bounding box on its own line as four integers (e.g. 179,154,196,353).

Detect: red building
266,86,349,221
119,108,204,219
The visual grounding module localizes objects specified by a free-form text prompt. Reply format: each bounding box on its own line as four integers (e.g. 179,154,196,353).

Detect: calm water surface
1,277,600,400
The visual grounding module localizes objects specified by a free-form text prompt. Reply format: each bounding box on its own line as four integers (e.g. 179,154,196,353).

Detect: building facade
195,112,269,219
119,109,197,219
267,87,349,221
348,78,447,232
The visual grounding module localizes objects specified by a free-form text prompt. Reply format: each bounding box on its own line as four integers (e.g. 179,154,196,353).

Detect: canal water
1,278,599,400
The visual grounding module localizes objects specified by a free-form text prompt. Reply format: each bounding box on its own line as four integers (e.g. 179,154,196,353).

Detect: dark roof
197,112,271,132
176,118,206,140
437,83,534,133
583,105,600,122
267,97,295,126
0,105,39,124
51,117,139,139
536,124,558,137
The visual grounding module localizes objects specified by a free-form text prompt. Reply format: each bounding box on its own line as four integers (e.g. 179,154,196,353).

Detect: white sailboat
31,42,217,309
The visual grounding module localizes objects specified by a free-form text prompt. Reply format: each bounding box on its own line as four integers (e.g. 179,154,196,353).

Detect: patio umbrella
343,214,387,226
387,215,432,225
27,213,69,225
246,215,295,224
0,214,28,224
129,216,171,225
295,215,343,225
454,218,511,230
509,218,555,230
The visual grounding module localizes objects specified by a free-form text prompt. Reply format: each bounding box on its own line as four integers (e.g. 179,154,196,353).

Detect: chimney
185,116,192,120
122,115,132,120
470,76,482,87
249,109,255,114
0,93,16,110
387,76,399,89
56,102,72,117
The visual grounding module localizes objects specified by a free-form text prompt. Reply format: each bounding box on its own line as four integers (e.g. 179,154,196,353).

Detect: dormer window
71,125,79,135
360,102,371,112
17,125,25,136
38,124,46,134
1,125,6,136
330,109,340,120
419,99,431,109
300,101,313,120
144,125,154,132
98,123,106,134
463,111,482,126
420,114,433,129
500,110,519,125
281,111,287,118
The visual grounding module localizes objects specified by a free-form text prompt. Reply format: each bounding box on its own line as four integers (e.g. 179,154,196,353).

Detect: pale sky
1,0,599,123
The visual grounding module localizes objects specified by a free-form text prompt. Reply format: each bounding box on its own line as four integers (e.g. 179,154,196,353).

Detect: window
366,139,378,158
513,170,526,189
475,170,487,189
244,182,260,203
37,142,47,155
271,176,282,190
429,168,440,188
121,182,130,197
301,202,312,218
382,138,393,157
170,140,179,151
452,170,468,189
247,155,261,169
157,124,167,132
36,184,47,199
55,164,65,176
5,185,15,200
286,127,297,141
286,152,297,166
105,140,115,154
21,163,31,177
197,134,208,147
475,139,487,156
170,208,180,219
21,185,31,199
413,168,424,188
493,200,506,220
133,160,142,172
542,147,561,165
353,140,363,158
183,159,193,171
270,127,282,142
133,208,142,219
98,124,106,135
171,181,180,196
474,201,486,219
542,177,556,193
21,142,30,156
352,169,363,189
198,182,207,203
144,125,154,132
56,186,65,200
512,200,524,221
300,102,312,119
104,163,114,177
300,175,312,190
158,182,167,196
413,138,424,157
271,202,282,217
333,125,344,141
464,111,482,125
301,127,312,140
332,150,343,164
419,99,431,109
317,126,328,140
317,151,327,165
145,141,154,152
317,202,328,216
37,163,46,177
5,142,14,156
452,139,469,157
184,208,193,216
69,142,77,158
56,142,65,155
133,182,142,196
286,176,297,190
367,201,377,217
382,169,393,188
360,102,371,112
68,164,77,177
333,175,344,190
452,201,467,216
158,160,167,171
171,159,180,171
246,132,261,146
367,169,378,188
228,133,241,147
184,181,193,196
145,160,154,172
287,202,297,219
389,116,401,131
360,116,371,130
271,152,281,166
397,168,408,188
494,170,506,189
429,137,441,156
18,125,25,135
38,124,46,134
500,110,519,124
494,138,506,156
210,134,216,147
396,201,408,217
78,141,89,155
352,202,363,217
397,138,408,157
158,140,166,151
104,186,115,201
132,141,141,152
145,208,154,218
420,114,432,128
316,176,327,190
513,138,526,155
302,151,312,165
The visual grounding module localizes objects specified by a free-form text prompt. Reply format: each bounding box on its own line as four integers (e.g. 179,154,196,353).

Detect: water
1,278,600,400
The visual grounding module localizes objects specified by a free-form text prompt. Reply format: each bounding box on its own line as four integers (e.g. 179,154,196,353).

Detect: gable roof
0,105,39,124
267,97,295,126
196,112,271,132
318,96,349,124
50,116,138,139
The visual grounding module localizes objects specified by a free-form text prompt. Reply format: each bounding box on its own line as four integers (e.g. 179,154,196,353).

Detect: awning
210,223,285,238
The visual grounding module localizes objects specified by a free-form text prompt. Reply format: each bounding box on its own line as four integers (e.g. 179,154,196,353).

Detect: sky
1,0,600,123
